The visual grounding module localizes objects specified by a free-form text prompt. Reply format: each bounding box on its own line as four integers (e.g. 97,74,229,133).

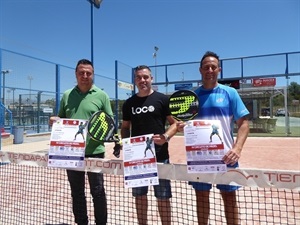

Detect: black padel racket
87,111,119,142
169,90,199,121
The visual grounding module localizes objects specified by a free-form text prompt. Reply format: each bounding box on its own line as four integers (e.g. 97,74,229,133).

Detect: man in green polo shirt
50,59,111,225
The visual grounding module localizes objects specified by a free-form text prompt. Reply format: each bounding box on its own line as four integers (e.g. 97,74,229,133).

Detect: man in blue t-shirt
209,124,222,143
178,51,249,225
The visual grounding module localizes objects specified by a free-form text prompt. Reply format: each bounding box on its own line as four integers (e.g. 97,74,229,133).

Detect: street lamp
1,69,12,105
10,88,16,109
153,46,159,83
6,89,11,106
87,0,103,65
28,75,33,103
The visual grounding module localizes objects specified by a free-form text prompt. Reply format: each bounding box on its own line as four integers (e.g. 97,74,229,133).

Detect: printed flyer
48,118,88,169
122,134,159,188
184,120,227,173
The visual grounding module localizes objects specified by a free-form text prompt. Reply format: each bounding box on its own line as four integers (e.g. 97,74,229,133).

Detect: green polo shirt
58,85,113,155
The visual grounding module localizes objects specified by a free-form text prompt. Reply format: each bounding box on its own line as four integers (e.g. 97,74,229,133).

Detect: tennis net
0,151,299,225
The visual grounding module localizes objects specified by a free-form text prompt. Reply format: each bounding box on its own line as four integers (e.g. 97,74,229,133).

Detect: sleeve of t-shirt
122,99,131,121
58,94,66,118
230,88,250,120
102,92,114,117
162,94,171,117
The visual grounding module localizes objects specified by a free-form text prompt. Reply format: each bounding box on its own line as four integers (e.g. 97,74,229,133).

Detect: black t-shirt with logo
122,91,171,161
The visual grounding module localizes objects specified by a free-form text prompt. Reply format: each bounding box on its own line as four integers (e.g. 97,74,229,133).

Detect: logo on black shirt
131,105,155,114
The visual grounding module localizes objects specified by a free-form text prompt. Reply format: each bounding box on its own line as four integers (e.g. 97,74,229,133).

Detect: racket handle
113,142,122,158
114,134,122,145
112,133,122,158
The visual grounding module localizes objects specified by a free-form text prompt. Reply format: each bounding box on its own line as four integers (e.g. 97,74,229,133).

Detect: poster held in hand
48,118,88,169
122,134,159,188
184,120,227,173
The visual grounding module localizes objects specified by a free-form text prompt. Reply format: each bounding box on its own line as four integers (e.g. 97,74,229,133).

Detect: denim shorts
189,162,240,192
132,159,172,199
132,179,172,199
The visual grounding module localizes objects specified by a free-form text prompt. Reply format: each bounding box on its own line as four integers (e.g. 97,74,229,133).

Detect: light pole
6,89,11,106
153,46,159,83
10,88,16,109
1,70,12,105
87,0,103,65
28,75,33,103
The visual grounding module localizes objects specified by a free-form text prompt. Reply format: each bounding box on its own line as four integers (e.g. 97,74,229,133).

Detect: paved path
167,136,300,171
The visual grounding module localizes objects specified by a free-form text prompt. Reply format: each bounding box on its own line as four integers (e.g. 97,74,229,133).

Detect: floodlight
88,0,103,8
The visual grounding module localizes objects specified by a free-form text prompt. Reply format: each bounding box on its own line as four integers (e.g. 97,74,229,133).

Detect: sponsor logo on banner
175,83,193,90
43,108,53,113
118,81,134,91
253,78,276,87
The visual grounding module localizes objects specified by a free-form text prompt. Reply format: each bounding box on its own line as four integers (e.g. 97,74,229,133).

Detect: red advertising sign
252,78,276,87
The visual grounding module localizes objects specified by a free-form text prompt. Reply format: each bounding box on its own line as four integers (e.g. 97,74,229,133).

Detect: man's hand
176,121,186,132
49,116,60,126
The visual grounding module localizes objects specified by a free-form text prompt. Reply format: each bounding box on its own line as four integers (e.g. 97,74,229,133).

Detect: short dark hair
76,59,94,72
200,51,220,68
134,65,152,73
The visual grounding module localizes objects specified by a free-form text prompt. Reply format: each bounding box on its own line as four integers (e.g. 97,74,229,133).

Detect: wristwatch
161,133,171,143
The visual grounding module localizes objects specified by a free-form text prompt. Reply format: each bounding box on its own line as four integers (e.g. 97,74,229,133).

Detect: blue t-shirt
194,84,249,153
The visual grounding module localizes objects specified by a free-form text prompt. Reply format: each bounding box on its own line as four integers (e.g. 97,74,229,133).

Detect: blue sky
0,0,299,99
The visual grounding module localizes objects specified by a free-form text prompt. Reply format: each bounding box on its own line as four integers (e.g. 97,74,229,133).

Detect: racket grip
113,134,122,144
113,133,122,158
113,143,122,158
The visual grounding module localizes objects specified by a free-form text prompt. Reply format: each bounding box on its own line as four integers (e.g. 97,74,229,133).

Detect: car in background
275,108,289,117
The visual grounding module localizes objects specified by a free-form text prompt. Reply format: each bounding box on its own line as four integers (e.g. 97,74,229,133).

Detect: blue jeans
66,153,107,225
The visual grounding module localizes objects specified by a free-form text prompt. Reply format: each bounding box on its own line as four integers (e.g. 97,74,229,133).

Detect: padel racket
87,111,119,142
169,90,199,121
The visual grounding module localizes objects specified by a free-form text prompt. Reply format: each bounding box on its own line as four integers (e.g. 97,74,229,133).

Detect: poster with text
48,118,88,169
122,134,159,188
184,120,227,173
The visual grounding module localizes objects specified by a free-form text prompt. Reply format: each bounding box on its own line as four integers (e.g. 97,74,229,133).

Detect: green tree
273,82,299,106
45,98,56,108
288,82,300,101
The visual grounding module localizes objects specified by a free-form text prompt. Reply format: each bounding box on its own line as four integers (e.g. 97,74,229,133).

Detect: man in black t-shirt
121,65,177,225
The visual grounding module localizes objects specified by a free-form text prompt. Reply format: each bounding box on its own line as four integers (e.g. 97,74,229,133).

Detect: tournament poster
122,134,159,188
184,120,227,173
48,118,88,169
